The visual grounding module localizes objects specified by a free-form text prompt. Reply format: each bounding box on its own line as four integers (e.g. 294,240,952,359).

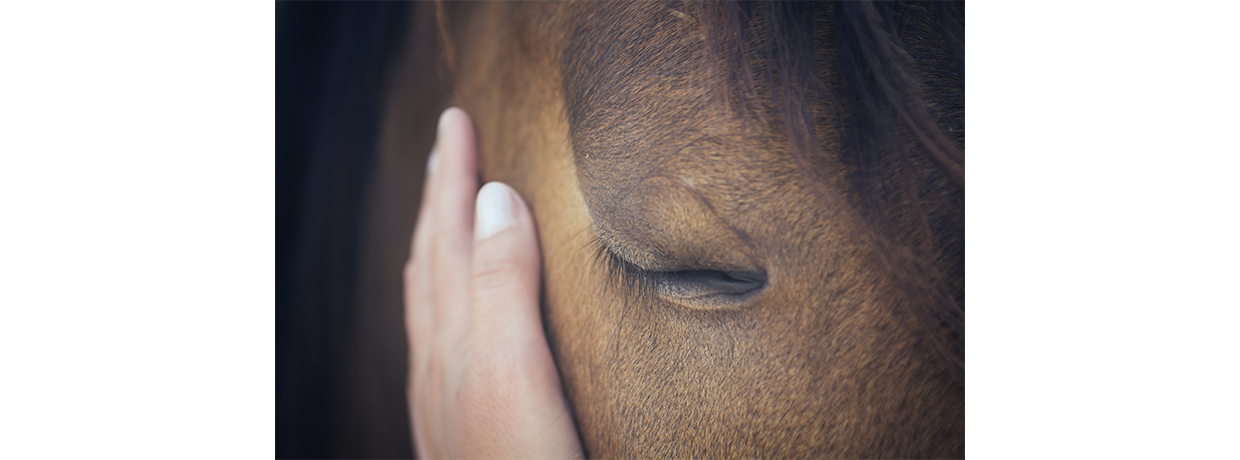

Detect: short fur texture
435,1,964,457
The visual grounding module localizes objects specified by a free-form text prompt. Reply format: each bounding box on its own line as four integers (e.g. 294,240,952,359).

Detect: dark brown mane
831,1,965,378
562,1,964,378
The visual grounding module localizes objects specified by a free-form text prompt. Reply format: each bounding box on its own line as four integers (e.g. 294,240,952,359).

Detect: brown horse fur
411,1,964,457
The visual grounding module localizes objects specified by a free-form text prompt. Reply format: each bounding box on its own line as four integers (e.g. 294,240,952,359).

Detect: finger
421,108,479,458
406,107,476,458
456,182,584,459
428,107,479,360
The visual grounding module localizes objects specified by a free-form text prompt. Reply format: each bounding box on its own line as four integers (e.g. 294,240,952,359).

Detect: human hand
404,108,585,459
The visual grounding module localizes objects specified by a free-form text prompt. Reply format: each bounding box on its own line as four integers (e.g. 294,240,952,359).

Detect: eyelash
589,235,657,291
587,235,767,306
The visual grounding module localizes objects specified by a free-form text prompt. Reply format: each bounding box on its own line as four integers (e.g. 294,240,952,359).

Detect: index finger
425,108,479,359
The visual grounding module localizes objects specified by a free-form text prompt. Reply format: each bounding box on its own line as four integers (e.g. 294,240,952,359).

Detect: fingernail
475,182,515,241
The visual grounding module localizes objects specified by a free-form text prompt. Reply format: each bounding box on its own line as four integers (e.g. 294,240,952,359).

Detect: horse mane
695,1,965,377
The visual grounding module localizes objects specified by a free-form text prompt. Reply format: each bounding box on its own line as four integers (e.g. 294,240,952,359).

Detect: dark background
276,2,414,458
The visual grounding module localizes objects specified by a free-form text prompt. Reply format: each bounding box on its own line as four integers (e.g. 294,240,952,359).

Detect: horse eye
649,269,766,307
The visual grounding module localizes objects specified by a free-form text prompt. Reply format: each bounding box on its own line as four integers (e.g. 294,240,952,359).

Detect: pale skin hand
404,108,585,459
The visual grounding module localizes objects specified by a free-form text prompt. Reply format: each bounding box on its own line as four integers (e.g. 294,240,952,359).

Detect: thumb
460,181,584,459
469,182,545,347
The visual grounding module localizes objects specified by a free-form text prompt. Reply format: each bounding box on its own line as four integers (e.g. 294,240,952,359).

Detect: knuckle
469,247,530,294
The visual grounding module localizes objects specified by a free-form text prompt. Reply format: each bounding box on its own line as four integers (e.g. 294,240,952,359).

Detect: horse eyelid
593,239,656,289
593,239,765,300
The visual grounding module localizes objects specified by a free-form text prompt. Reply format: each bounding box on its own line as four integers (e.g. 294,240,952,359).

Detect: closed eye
651,269,765,303
591,237,766,309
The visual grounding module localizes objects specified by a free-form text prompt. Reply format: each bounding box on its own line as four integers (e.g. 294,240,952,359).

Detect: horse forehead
560,4,791,218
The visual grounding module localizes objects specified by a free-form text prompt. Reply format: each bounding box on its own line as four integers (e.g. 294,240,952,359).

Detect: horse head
437,2,963,457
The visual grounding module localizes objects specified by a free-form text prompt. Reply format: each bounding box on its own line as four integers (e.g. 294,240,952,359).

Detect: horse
359,1,963,457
